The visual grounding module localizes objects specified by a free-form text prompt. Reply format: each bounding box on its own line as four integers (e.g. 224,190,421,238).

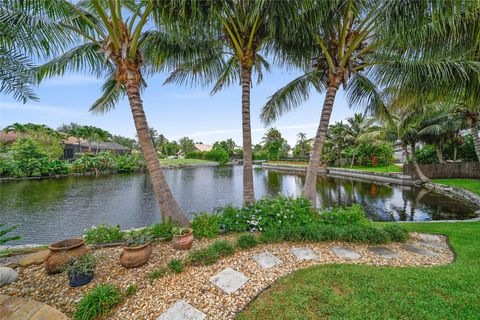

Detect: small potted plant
119,233,153,268
172,227,194,250
62,254,97,287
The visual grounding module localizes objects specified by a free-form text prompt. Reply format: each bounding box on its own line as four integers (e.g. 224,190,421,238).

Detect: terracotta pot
172,228,194,250
45,239,89,274
119,243,152,268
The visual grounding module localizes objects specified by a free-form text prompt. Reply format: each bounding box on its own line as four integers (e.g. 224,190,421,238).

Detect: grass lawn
345,164,402,173
237,222,480,320
158,158,217,166
433,179,480,196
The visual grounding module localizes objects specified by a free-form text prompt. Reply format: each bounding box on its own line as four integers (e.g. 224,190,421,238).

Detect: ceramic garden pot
172,228,194,250
119,243,152,268
45,239,89,275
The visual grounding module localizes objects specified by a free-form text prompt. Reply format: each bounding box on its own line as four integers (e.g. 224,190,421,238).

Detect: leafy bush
46,160,70,176
168,259,184,273
318,205,369,226
124,233,152,247
83,224,124,245
191,213,220,239
62,254,97,275
8,138,48,177
416,145,439,164
148,267,168,279
75,284,122,320
188,240,234,266
383,224,409,242
236,234,259,249
115,154,142,173
144,222,174,240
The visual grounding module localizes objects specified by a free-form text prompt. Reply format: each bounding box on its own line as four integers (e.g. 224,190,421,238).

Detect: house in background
63,137,130,160
0,131,18,145
177,143,212,159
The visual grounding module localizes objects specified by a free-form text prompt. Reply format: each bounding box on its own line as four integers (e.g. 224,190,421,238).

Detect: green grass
75,284,122,320
433,179,480,196
237,222,480,320
345,164,402,172
159,158,217,166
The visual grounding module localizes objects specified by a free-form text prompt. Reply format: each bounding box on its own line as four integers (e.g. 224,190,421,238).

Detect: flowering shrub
83,224,124,245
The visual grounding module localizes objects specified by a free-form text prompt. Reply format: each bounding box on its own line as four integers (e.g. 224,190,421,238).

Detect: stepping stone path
417,233,442,242
369,246,401,259
290,248,319,261
402,244,437,257
331,246,361,259
416,240,449,250
0,294,69,320
209,267,249,294
252,252,282,269
157,300,206,320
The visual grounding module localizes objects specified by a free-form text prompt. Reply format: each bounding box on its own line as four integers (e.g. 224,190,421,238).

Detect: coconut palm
343,114,381,167
328,122,348,165
260,0,479,204
295,132,312,157
164,0,295,205
35,0,192,226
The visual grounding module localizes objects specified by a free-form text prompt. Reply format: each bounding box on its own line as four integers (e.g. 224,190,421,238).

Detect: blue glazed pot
68,270,94,287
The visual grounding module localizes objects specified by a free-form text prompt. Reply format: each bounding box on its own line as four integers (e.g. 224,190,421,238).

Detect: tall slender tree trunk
453,145,458,162
435,145,444,163
470,122,480,161
304,74,341,205
125,69,189,227
241,66,255,206
410,142,430,184
350,146,357,168
402,143,409,164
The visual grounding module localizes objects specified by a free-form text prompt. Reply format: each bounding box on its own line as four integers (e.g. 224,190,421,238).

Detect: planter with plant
45,238,89,274
171,227,194,250
119,234,153,268
62,254,97,287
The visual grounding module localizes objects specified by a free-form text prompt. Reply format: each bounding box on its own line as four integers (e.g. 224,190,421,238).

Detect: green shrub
191,213,220,239
148,267,168,279
83,224,124,245
318,205,368,226
168,259,184,273
145,222,174,240
236,234,259,249
383,224,409,242
125,284,138,296
188,240,234,266
75,284,122,320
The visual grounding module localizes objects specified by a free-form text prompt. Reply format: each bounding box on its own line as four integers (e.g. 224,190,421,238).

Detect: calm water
0,165,475,244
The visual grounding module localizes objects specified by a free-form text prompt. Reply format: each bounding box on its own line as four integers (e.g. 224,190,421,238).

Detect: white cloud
0,102,88,117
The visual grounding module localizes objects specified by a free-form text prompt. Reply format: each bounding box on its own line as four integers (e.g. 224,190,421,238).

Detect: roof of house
194,143,212,152
80,141,130,150
0,131,17,144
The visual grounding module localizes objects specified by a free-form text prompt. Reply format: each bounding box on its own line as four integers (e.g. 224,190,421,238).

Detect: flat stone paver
0,294,70,320
209,267,249,294
417,233,442,242
331,246,361,259
157,300,206,320
417,240,449,250
402,244,437,257
290,248,319,261
252,252,283,269
369,246,401,259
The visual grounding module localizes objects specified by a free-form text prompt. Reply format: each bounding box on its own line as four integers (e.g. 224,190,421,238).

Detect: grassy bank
159,158,218,167
265,161,402,173
433,179,480,196
237,222,480,320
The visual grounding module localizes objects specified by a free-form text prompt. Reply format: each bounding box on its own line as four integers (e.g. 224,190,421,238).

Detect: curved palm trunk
470,123,480,161
304,76,341,205
435,145,444,163
402,143,409,164
410,142,430,184
241,66,255,206
125,71,189,227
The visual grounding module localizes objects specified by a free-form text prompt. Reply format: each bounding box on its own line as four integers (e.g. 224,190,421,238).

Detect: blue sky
0,67,356,146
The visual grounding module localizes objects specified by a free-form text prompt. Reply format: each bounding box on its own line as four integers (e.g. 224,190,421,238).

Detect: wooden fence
403,162,480,179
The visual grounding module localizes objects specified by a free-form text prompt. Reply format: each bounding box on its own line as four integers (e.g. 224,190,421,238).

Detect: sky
0,67,357,147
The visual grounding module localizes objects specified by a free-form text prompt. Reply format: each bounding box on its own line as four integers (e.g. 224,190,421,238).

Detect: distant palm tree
35,1,191,225
328,122,348,165
165,0,295,205
343,114,380,167
295,132,311,157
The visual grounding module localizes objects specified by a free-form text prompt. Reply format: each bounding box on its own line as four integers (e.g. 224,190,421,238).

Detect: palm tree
343,114,380,167
36,1,190,226
260,1,478,204
164,0,294,205
328,122,348,165
295,132,311,157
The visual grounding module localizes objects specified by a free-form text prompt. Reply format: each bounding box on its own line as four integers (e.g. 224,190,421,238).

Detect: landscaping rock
402,244,437,257
290,248,319,261
18,250,51,267
416,240,449,250
30,305,70,320
252,252,282,269
331,246,361,259
157,300,206,320
369,247,401,259
209,267,249,294
417,233,442,242
0,267,19,287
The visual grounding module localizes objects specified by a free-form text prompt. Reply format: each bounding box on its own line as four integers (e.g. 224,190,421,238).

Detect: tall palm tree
164,0,294,205
260,0,478,204
343,114,380,167
295,132,311,157
328,121,348,165
36,0,190,226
